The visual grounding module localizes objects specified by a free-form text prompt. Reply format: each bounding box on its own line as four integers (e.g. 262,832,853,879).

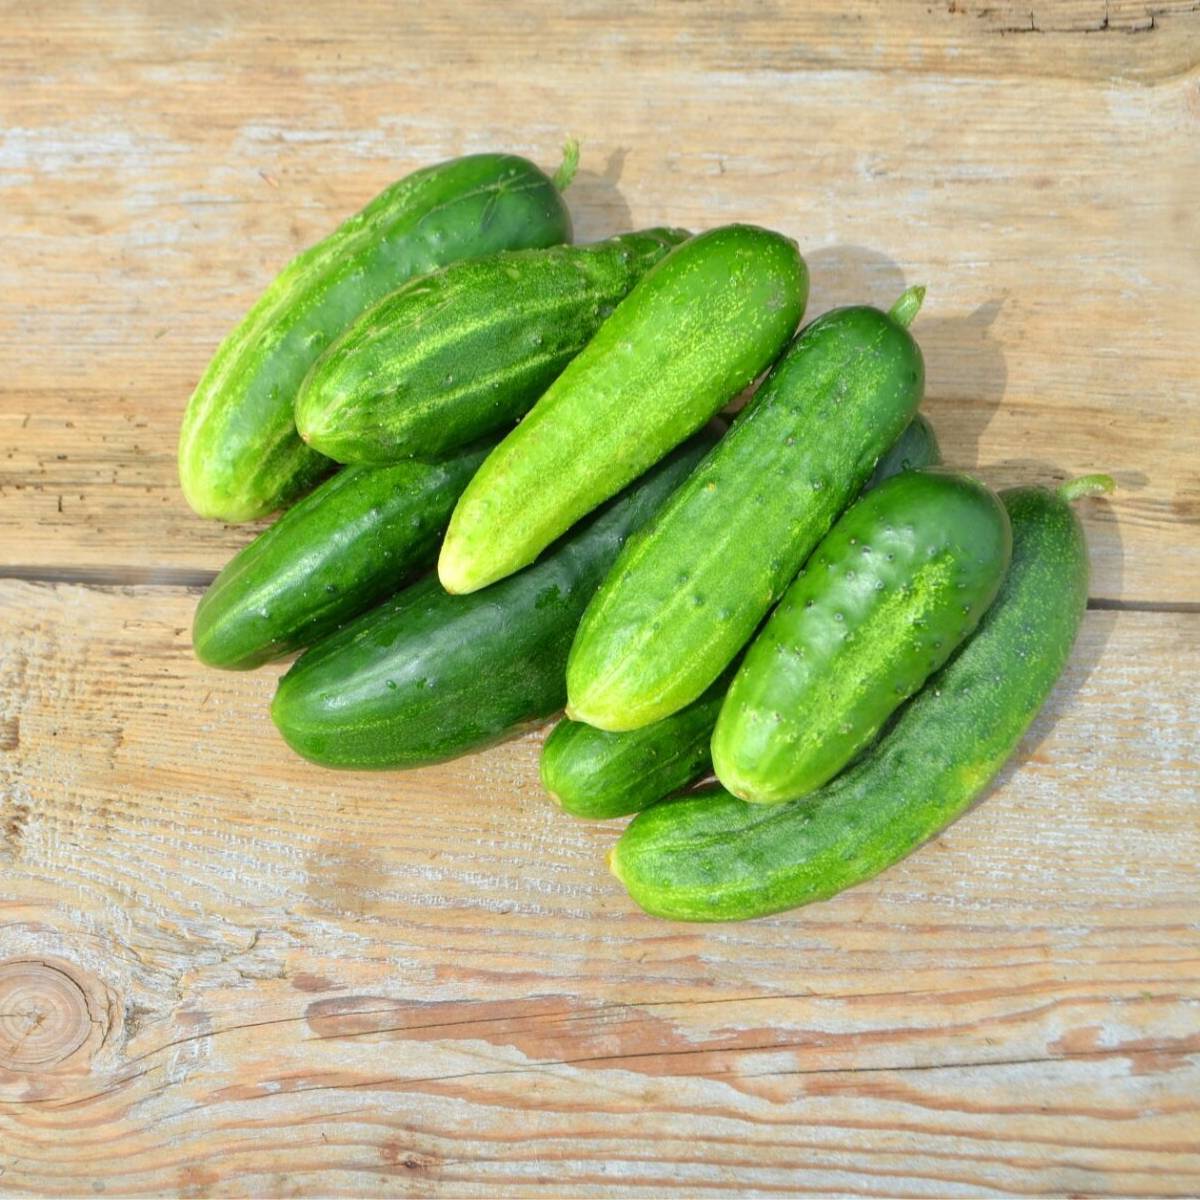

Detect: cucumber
610,476,1114,922
271,432,716,770
712,470,1011,804
438,225,808,595
540,671,730,821
295,228,691,464
179,149,575,522
192,440,492,671
566,287,925,732
537,413,942,820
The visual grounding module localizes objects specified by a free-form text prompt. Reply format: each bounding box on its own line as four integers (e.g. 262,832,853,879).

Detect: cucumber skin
567,302,923,732
610,484,1090,922
438,225,808,595
540,673,729,821
271,433,716,770
538,414,941,821
192,441,492,671
295,229,691,464
712,471,1012,804
179,153,572,523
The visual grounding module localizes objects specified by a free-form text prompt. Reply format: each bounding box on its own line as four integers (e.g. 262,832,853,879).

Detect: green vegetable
438,224,808,595
610,476,1113,922
866,412,939,490
179,150,575,522
538,412,941,820
712,470,1011,804
566,287,925,732
295,228,690,464
192,441,492,671
271,432,716,770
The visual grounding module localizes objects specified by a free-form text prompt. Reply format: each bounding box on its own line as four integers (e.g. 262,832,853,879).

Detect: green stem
1059,474,1116,503
553,137,581,191
888,285,926,328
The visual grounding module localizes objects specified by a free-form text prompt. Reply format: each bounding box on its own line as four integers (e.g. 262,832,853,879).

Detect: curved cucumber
713,470,1011,804
566,287,925,732
538,413,941,820
610,477,1113,922
540,672,729,821
192,441,492,671
271,432,716,770
295,228,690,464
438,225,808,595
179,151,574,522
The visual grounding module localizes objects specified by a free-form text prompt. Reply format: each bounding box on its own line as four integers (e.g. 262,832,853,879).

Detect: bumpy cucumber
179,150,575,522
610,477,1113,922
192,441,492,671
295,228,690,464
567,287,925,732
438,225,808,595
538,413,942,820
713,470,1011,804
271,432,715,770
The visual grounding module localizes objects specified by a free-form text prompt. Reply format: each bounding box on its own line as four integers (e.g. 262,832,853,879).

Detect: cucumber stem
888,285,926,328
1059,474,1116,503
553,137,581,191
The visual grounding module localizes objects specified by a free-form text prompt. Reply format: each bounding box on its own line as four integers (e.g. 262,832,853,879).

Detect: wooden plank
1,4,1198,601
0,580,1196,1195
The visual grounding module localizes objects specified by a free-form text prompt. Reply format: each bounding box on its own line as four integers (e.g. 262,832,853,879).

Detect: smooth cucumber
295,228,690,464
179,150,575,522
538,413,942,820
271,432,716,770
712,470,1011,804
438,225,808,595
610,477,1114,922
566,287,925,732
192,440,492,671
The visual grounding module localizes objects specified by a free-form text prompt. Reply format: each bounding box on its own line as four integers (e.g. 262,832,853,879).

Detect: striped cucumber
295,228,690,463
271,432,716,770
192,440,492,670
438,225,808,595
567,287,925,732
610,476,1114,922
538,413,942,820
712,470,1012,804
179,149,575,522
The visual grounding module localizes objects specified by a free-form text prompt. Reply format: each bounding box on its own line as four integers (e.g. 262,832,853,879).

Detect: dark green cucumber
438,225,808,594
179,149,575,522
192,441,492,671
567,287,925,732
610,476,1114,922
271,432,716,769
537,414,942,820
712,470,1011,804
295,228,691,464
540,671,730,821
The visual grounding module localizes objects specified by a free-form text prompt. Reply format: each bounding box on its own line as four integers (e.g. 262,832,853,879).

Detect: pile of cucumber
180,144,1113,923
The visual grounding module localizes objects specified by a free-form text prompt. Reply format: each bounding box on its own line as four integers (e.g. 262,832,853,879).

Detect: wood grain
0,581,1197,1195
1,2,1198,601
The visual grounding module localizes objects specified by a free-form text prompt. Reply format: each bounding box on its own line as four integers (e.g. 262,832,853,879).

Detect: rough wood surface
1,3,1198,1196
0,581,1197,1196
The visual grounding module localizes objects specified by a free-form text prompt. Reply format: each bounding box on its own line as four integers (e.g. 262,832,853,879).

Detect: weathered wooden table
1,3,1197,1195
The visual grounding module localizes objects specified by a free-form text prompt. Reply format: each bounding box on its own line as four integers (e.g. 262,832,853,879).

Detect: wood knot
0,960,97,1070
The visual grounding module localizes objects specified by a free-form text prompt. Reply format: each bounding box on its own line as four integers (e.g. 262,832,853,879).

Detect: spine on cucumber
712,470,1011,804
179,149,576,522
270,431,716,770
610,476,1113,922
295,228,691,464
538,413,942,820
566,286,926,732
438,224,809,595
192,439,493,671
